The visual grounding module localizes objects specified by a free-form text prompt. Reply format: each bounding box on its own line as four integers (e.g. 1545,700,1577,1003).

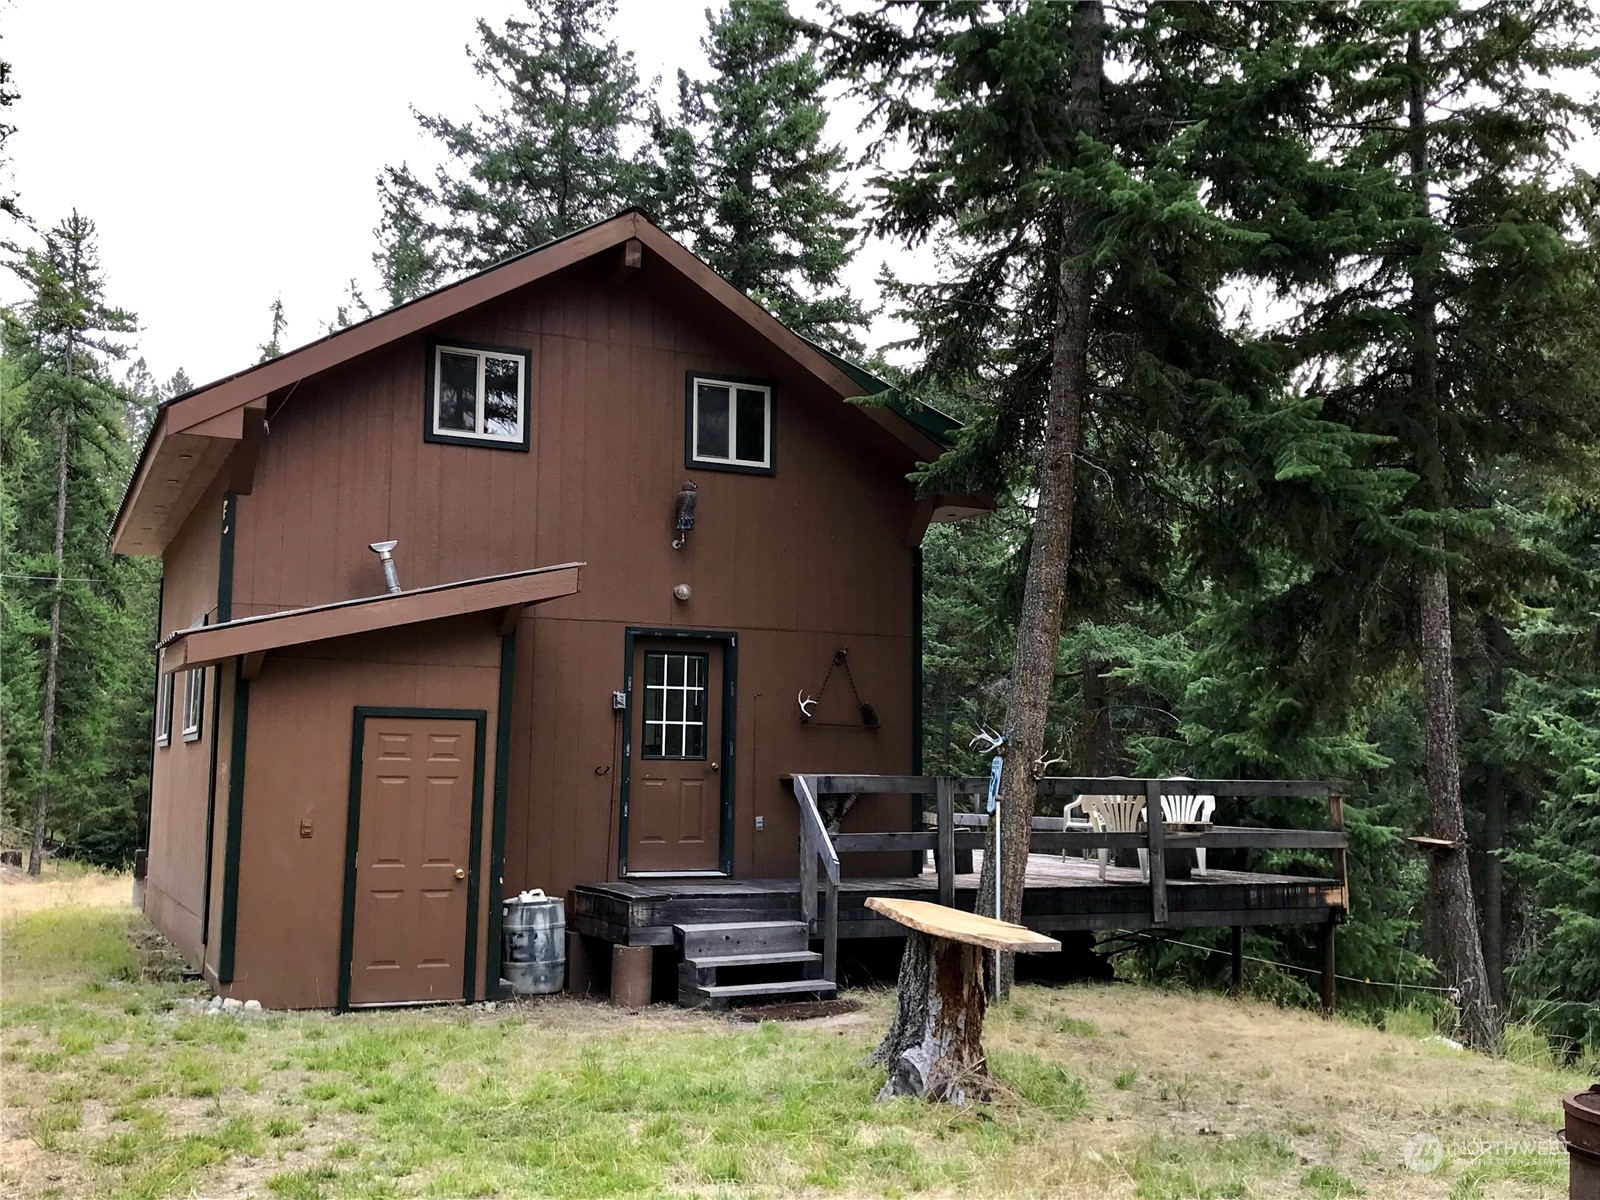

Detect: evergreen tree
0,36,20,228
835,1,1411,989
3,211,137,872
1257,0,1600,1051
257,296,287,362
652,0,865,350
374,0,647,303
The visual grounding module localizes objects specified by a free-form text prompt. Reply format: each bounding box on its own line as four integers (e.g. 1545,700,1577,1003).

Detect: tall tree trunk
978,0,1103,995
1407,28,1499,1052
1481,614,1507,1012
29,362,71,876
1080,656,1109,775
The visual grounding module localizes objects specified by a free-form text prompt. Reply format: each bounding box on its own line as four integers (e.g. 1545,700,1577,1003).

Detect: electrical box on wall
754,815,764,831
611,690,626,710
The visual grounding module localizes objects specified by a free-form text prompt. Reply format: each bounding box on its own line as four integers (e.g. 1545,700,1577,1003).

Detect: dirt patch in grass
732,998,865,1022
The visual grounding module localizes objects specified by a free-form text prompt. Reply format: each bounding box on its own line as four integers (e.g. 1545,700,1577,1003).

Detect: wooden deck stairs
674,920,837,1010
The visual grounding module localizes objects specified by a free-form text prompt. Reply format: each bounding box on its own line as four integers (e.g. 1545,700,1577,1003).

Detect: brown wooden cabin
116,209,988,1011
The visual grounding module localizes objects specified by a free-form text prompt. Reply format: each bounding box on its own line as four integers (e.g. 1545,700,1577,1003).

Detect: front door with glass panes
626,640,725,874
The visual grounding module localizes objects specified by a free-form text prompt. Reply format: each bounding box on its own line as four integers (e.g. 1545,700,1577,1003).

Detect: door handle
454,868,466,880
710,762,719,771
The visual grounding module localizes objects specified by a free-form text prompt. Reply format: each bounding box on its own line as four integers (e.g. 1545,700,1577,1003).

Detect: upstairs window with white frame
687,375,773,473
426,341,532,450
154,671,173,747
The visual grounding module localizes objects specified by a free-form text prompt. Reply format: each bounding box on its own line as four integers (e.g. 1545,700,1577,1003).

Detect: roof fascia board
628,221,864,399
165,220,631,436
159,564,581,672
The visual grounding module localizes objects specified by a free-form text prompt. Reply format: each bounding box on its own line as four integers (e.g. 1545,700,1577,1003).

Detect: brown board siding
204,256,923,936
219,617,501,1010
144,478,227,965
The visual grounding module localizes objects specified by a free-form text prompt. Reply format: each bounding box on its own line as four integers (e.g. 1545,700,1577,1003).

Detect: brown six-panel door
349,717,477,1005
627,640,725,873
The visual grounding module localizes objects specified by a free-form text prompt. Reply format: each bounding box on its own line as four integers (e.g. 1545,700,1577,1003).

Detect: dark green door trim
338,706,488,1012
216,665,250,983
486,632,517,999
618,627,737,877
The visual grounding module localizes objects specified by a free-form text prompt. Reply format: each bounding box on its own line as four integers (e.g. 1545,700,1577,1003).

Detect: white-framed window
688,375,773,472
427,341,531,449
182,665,204,742
642,651,708,760
154,672,173,747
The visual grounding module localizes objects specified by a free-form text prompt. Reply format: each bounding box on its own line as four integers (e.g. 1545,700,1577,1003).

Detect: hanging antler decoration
798,648,880,728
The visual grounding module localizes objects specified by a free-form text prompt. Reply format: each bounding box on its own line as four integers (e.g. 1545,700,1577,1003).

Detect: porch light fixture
671,480,698,549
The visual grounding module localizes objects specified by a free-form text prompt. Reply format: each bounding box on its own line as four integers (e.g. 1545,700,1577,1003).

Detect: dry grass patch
1,876,1590,1198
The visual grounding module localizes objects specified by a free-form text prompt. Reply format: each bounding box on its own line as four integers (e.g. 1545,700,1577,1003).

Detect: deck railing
788,774,1349,986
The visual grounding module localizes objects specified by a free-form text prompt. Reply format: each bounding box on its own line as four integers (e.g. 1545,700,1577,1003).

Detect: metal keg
501,889,565,995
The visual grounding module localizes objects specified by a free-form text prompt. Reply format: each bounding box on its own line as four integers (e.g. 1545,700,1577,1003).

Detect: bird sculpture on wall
672,480,699,549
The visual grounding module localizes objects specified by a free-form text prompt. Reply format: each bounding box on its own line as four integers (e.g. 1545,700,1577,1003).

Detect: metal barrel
501,891,565,995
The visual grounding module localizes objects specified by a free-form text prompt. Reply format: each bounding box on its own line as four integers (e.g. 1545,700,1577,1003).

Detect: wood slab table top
865,897,1062,953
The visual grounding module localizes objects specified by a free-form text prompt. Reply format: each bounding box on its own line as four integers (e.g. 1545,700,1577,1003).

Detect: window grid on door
642,651,708,759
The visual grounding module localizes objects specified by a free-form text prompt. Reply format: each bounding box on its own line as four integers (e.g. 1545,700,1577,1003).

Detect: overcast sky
2,0,891,390
3,1,1596,394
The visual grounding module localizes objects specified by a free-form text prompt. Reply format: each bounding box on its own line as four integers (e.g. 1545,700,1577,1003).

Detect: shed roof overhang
114,208,977,556
158,562,582,677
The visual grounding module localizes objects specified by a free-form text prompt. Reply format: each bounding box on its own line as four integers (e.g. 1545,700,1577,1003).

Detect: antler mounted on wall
798,648,880,729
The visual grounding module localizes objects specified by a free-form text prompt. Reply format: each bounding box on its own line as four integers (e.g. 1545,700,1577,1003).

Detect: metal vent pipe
369,540,402,595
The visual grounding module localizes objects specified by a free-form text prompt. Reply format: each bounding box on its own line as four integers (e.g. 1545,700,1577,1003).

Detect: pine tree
4,211,136,873
834,0,1413,989
652,0,865,350
374,0,647,303
1265,0,1600,1051
257,296,287,362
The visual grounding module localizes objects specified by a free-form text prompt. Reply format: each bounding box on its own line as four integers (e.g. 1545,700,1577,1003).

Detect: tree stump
863,897,1060,1106
869,930,992,1103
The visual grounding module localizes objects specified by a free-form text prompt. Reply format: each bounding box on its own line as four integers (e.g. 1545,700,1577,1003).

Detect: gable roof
113,209,961,555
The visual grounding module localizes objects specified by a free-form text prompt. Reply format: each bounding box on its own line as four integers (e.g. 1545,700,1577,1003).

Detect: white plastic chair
1059,798,1091,862
1162,778,1217,876
1083,794,1147,881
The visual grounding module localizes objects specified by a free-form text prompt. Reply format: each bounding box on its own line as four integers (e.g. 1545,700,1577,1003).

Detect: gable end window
686,374,774,474
425,340,533,450
155,672,173,747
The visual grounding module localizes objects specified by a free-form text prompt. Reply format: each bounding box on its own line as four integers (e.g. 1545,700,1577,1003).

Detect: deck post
1145,779,1168,926
935,776,956,909
823,875,839,983
1230,926,1244,994
1319,919,1337,1016
1327,791,1349,913
799,820,818,930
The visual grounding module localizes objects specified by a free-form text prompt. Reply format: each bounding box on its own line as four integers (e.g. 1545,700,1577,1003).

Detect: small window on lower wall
426,340,532,450
687,374,773,473
154,672,173,747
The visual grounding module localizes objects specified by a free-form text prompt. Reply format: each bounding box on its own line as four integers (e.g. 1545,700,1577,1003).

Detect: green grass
4,897,1592,1199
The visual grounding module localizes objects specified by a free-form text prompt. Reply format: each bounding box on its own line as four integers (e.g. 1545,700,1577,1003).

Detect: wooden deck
570,852,1343,947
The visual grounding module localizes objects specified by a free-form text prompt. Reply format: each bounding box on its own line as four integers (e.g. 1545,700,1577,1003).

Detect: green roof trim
810,343,962,452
